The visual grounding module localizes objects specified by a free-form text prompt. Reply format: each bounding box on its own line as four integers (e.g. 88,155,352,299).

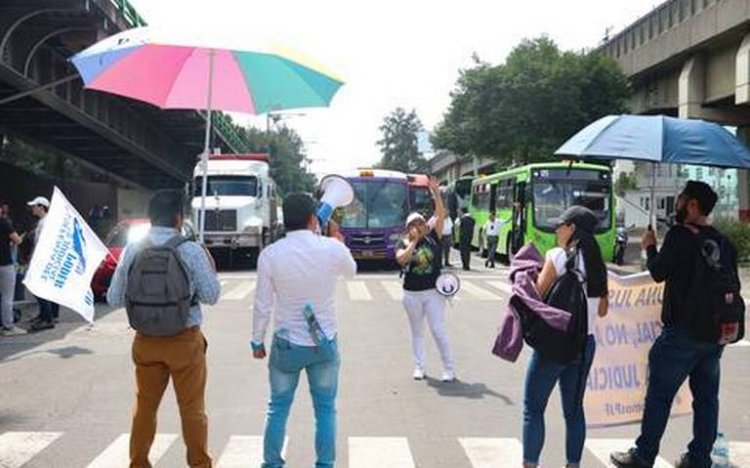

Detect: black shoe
29,321,55,332
445,263,452,267
610,448,651,467
674,453,701,468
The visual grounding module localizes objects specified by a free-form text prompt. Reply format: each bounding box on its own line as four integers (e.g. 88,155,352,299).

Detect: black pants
441,235,452,266
460,243,471,269
37,297,59,323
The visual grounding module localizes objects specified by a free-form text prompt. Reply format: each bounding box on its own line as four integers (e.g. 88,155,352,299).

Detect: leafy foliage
375,107,427,172
433,37,630,165
239,125,316,196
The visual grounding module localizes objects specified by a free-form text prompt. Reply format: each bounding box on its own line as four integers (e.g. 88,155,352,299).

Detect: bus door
511,181,527,254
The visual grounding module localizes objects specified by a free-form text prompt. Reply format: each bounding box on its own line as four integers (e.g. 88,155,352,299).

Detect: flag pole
198,49,215,244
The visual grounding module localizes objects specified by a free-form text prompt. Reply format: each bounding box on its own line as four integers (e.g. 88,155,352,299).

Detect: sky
129,0,661,176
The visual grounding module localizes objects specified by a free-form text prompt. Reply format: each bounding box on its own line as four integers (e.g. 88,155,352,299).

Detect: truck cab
191,153,277,258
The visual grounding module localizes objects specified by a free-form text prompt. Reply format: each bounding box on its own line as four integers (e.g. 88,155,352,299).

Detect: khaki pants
130,327,211,468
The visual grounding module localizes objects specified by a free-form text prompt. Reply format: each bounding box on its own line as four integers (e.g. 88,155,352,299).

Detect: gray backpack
125,236,192,336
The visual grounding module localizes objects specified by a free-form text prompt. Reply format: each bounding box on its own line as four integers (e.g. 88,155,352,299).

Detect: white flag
23,187,109,323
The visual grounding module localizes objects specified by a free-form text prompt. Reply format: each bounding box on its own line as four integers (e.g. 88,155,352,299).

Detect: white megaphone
317,174,355,228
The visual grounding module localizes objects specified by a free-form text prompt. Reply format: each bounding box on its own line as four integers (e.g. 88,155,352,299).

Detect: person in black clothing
611,181,733,468
396,178,456,382
458,209,475,270
0,206,25,336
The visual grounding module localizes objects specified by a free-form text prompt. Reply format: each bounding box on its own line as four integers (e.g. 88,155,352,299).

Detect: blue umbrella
556,114,750,167
555,114,750,226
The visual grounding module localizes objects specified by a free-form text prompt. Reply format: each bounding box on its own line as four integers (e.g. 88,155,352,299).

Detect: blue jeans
635,327,722,468
523,335,596,465
263,335,340,468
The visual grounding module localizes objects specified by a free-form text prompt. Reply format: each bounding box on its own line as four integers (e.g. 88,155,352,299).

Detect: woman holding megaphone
396,178,456,382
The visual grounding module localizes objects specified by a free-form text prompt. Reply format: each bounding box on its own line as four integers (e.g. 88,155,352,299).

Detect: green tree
376,107,426,172
433,37,630,165
239,125,315,196
614,172,638,196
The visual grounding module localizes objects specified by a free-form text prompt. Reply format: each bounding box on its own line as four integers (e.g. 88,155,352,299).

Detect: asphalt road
1,249,749,467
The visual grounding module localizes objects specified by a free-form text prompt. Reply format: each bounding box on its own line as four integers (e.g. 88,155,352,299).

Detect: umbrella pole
649,162,656,231
199,49,216,244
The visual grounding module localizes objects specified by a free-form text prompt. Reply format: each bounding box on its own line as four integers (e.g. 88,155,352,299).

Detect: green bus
468,162,615,262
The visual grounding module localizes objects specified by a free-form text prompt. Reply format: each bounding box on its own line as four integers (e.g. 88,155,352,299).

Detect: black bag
520,249,589,364
686,227,745,344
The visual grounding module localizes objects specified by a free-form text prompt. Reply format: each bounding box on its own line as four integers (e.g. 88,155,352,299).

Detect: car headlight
243,225,262,234
389,233,404,241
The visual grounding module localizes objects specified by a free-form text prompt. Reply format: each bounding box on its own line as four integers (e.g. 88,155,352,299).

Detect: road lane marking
347,281,373,301
217,436,288,468
348,437,415,468
0,432,62,468
730,441,750,466
86,433,177,468
730,339,750,348
459,437,522,467
485,281,512,294
222,281,256,301
461,281,504,301
585,439,672,467
380,281,403,301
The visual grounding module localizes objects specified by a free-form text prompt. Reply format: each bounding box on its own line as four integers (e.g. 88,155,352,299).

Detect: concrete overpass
0,0,250,189
599,0,750,218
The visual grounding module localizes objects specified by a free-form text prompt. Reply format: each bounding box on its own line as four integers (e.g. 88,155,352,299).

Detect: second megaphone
317,174,355,227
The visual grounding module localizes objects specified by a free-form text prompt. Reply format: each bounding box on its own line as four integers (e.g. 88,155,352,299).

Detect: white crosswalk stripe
86,433,177,468
461,281,505,301
216,435,289,468
729,441,750,466
348,437,415,468
380,280,403,301
730,339,750,348
585,439,673,467
485,280,512,295
0,431,62,468
222,280,256,301
347,281,373,301
6,432,748,467
459,437,522,467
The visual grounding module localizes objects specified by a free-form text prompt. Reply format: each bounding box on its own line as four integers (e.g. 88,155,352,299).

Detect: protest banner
584,271,692,427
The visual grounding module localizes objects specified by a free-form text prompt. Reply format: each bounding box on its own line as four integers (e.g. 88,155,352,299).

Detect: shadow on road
425,377,514,405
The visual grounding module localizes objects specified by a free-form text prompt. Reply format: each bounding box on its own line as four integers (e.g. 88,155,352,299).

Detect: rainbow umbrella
69,27,344,240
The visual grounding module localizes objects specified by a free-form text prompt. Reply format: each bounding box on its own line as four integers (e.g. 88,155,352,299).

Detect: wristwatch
250,341,265,352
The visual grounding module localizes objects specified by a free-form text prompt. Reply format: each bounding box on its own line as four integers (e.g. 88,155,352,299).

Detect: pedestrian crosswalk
3,431,749,467
217,277,513,303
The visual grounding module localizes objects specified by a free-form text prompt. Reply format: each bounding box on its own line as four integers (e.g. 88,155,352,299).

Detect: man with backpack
107,190,220,468
611,181,744,468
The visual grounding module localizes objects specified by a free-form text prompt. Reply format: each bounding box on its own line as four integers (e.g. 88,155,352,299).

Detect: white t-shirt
545,247,599,335
442,218,453,236
484,219,502,236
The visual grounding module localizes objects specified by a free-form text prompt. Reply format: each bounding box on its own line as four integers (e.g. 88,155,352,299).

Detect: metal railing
108,0,147,27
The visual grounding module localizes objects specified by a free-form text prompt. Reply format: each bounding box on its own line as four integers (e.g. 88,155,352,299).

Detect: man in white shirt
252,193,357,468
483,210,502,268
27,196,60,330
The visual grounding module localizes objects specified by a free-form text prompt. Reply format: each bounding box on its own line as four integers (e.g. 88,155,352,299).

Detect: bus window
532,169,612,233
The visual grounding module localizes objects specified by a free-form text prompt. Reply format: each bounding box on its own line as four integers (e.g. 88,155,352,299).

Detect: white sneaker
412,368,425,380
441,371,456,382
1,326,27,336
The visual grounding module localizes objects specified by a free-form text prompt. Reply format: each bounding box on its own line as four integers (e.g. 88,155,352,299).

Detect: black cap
554,205,599,233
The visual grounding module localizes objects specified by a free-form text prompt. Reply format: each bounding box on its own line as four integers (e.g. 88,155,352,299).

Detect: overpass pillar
736,127,750,222
736,34,750,105
679,56,706,119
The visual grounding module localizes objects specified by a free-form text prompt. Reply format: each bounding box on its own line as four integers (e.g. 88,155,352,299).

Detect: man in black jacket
458,209,475,271
611,181,735,468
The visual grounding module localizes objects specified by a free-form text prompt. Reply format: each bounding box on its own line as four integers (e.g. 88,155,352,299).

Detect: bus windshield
532,169,612,233
409,187,433,216
341,180,408,229
194,176,258,197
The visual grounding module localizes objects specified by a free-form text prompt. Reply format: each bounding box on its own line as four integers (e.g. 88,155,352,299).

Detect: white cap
405,212,425,227
27,196,50,208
